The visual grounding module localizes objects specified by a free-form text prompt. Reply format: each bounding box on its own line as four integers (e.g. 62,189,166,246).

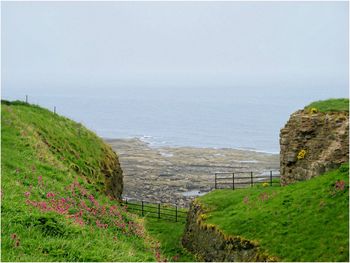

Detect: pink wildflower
79,187,88,196
100,205,106,215
24,192,31,198
39,201,48,210
96,220,108,229
88,195,95,202
74,217,85,226
46,192,55,198
155,251,161,260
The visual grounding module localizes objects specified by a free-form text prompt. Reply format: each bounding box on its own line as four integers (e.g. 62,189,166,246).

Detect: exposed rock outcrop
280,109,349,185
101,145,123,200
182,200,276,262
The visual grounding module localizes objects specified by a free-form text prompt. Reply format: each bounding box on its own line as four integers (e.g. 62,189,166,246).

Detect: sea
2,86,345,154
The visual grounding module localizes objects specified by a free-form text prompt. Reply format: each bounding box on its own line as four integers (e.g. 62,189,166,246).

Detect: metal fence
214,170,280,190
121,199,187,222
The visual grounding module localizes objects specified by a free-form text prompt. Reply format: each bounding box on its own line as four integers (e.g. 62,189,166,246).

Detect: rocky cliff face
182,201,276,262
280,110,349,185
101,145,123,200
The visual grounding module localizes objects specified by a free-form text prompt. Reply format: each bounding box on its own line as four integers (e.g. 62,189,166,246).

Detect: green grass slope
1,101,157,261
305,98,349,112
198,164,349,261
145,218,196,262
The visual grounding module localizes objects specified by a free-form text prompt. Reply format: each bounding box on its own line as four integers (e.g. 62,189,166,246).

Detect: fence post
215,173,217,189
232,173,235,190
25,95,28,104
175,205,178,222
54,106,56,114
250,172,253,187
141,201,144,216
158,203,160,219
270,171,273,186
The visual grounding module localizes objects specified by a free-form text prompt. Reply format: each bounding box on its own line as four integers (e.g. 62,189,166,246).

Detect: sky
1,1,349,97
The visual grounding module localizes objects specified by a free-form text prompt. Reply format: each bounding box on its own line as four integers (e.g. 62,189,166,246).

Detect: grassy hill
3,98,348,261
1,100,159,261
197,164,349,261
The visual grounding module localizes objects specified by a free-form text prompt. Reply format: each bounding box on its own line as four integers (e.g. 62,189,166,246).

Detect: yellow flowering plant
297,149,307,160
310,107,318,114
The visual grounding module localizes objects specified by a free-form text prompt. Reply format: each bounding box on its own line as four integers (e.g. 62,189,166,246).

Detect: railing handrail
214,170,280,175
214,170,281,190
121,198,186,222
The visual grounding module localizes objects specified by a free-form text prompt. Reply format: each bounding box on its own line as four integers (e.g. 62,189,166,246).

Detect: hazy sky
1,1,349,96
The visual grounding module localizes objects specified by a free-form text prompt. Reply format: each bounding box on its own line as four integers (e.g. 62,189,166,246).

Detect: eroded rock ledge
280,110,349,185
182,200,276,262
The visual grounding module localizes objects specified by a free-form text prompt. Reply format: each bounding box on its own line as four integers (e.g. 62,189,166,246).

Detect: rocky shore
106,138,279,207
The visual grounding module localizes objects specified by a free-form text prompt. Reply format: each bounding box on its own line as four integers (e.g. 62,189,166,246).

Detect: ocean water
2,86,345,153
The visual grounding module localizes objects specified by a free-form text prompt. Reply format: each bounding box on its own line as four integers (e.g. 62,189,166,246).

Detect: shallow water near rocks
181,190,207,197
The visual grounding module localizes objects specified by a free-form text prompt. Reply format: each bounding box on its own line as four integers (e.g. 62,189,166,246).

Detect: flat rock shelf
106,138,279,207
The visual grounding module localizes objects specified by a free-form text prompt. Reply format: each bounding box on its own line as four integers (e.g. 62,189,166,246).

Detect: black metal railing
121,199,187,222
214,170,280,190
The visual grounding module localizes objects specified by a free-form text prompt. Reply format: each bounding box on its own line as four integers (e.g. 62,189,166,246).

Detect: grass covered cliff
305,98,349,113
1,100,158,261
183,164,349,261
1,100,123,198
